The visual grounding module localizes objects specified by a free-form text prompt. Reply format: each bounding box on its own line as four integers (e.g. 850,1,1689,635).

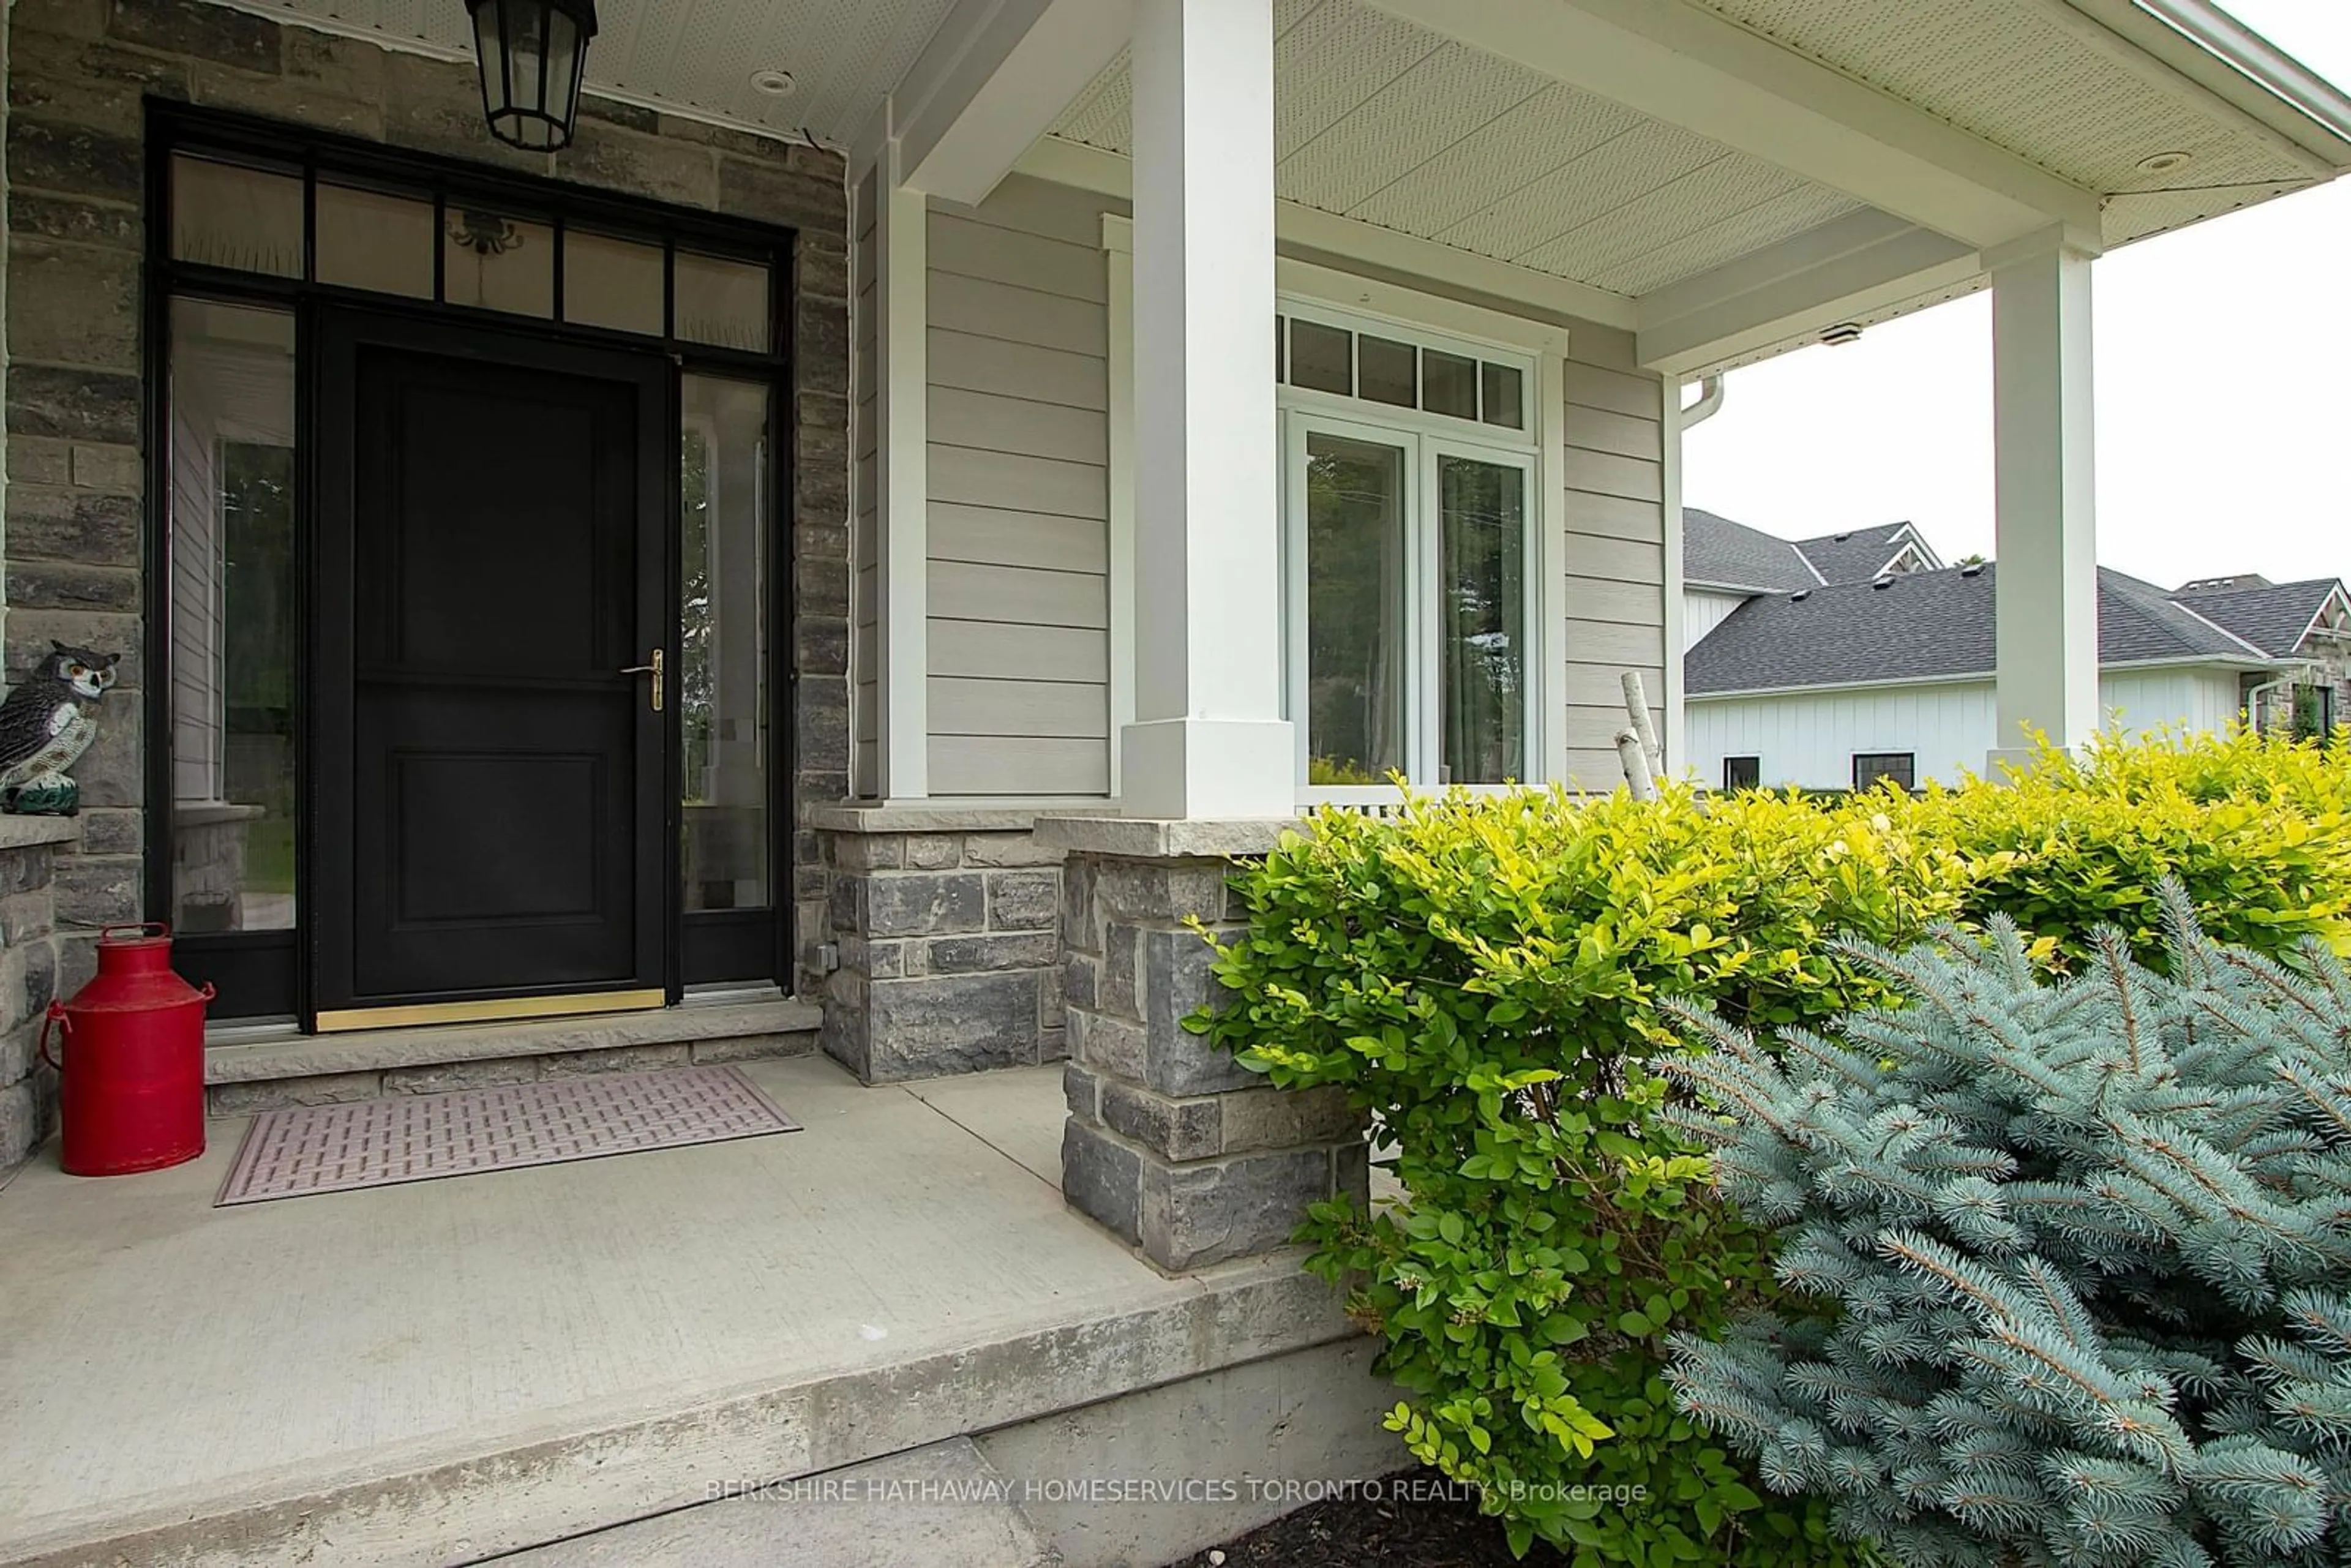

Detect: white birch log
1616,727,1659,802
1621,670,1663,778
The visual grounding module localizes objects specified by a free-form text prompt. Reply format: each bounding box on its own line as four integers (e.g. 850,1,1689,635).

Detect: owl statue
0,643,119,816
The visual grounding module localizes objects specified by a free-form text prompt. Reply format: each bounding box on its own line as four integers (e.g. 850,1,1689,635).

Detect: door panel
313,312,670,1016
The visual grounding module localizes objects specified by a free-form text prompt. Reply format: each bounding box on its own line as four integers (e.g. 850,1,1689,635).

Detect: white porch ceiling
1051,0,1867,299
227,0,956,145
1685,0,2325,246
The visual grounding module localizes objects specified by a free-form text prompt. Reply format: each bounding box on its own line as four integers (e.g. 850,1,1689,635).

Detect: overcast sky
1682,1,2351,591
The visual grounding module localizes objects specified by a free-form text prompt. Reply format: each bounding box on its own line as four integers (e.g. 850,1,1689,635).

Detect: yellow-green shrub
1194,732,2351,1564
1934,729,2351,963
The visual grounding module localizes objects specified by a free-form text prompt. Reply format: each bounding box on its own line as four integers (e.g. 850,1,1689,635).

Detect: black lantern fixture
465,0,599,152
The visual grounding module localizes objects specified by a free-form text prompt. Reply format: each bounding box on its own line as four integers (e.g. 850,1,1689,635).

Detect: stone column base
808,806,1070,1082
1038,817,1368,1273
0,817,77,1172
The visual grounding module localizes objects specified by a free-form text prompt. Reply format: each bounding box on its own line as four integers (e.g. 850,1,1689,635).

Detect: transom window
1278,302,1540,792
1278,309,1526,432
168,152,774,354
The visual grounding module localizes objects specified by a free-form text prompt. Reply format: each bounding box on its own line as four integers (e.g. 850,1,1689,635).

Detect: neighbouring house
4,0,2351,1561
1682,511,2351,790
2173,572,2351,731
1682,511,1943,650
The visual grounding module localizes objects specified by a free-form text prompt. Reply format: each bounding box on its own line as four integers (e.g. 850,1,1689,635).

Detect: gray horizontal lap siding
923,178,1116,797
1559,348,1668,789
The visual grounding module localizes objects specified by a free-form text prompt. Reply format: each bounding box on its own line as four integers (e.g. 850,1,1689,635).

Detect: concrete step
203,996,823,1114
489,1439,1057,1567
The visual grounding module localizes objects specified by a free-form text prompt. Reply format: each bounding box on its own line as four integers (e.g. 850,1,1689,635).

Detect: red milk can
39,923,213,1176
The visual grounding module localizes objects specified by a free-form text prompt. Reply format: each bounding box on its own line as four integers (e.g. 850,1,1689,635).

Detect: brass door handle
621,649,664,711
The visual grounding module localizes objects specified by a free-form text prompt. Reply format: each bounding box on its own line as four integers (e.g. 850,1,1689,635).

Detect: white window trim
1100,217,1573,806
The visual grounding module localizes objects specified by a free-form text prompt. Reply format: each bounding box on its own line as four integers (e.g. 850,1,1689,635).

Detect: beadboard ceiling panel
1686,0,2319,244
230,0,954,145
1050,0,1864,303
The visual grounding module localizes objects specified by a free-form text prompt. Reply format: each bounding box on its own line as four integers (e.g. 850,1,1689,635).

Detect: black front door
313,312,670,1023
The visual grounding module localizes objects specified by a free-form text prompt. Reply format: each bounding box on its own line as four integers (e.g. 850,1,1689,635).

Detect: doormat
216,1065,800,1206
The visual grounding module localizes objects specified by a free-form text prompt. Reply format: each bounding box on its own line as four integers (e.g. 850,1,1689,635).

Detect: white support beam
1017,136,1641,330
1989,229,2101,768
872,144,930,798
1120,0,1294,819
1358,0,2104,250
887,0,1130,206
1637,208,1979,374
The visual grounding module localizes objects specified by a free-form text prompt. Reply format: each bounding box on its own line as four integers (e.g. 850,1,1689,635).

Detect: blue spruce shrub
1660,884,2351,1568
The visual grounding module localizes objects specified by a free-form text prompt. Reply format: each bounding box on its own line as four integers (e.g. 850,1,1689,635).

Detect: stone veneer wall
4,0,852,999
0,817,74,1171
809,808,1068,1082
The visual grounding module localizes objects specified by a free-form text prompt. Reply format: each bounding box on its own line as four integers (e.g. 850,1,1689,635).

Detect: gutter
2064,0,2351,165
2142,0,2351,144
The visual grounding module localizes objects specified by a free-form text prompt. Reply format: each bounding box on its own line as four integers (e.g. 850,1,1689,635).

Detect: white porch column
1989,230,2099,768
1120,0,1292,819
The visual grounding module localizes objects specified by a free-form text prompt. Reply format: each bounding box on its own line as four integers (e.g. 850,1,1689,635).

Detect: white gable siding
1689,669,2248,790
1682,587,1749,651
923,177,1120,797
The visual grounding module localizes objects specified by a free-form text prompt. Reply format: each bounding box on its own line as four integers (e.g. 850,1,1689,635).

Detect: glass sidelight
165,299,299,933
679,375,771,912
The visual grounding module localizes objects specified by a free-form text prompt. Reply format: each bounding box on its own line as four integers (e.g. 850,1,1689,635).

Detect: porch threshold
0,1056,1360,1568
203,995,823,1100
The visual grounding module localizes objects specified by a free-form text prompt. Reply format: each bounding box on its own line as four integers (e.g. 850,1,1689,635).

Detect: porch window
1281,303,1539,790
167,299,299,934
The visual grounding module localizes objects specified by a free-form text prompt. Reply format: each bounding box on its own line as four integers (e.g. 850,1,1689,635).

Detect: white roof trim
2292,582,2351,650
2161,597,2277,660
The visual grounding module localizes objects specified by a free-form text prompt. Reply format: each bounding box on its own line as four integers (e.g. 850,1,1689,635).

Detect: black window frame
145,103,803,1019
1852,752,1917,792
1722,756,1761,791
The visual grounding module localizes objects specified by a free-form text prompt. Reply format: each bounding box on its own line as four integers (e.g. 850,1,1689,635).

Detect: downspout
1679,374,1724,429
2246,670,2298,733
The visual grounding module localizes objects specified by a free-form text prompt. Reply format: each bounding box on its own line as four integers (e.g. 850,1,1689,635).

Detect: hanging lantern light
465,0,599,152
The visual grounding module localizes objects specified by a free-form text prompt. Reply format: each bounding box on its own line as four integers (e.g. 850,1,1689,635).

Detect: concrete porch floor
0,1056,1369,1567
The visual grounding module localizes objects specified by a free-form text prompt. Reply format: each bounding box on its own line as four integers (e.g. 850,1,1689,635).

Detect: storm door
310,313,669,1028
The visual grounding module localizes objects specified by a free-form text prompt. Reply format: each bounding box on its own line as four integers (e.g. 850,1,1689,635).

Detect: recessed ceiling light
750,68,796,96
2136,149,2193,175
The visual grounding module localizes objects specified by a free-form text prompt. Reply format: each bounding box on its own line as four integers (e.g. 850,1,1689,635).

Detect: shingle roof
1685,564,2279,696
1683,508,1820,592
1791,522,1932,583
2164,579,2344,658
